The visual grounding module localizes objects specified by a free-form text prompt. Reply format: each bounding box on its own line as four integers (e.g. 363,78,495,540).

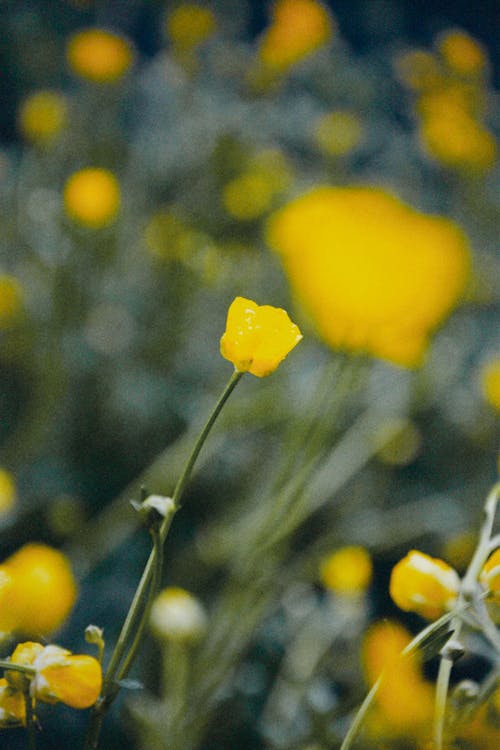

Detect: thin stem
434,644,457,750
0,661,36,676
339,677,382,750
24,689,36,750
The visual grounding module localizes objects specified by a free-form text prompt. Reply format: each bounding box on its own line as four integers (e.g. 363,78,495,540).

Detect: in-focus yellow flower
31,645,102,709
150,587,207,643
64,168,120,228
389,549,460,620
1,544,77,636
67,28,133,83
437,29,487,76
258,0,334,72
220,296,302,377
314,111,364,157
166,4,216,50
18,91,68,144
480,548,500,597
480,358,500,410
0,468,16,516
0,678,25,727
267,186,470,367
320,546,372,595
0,276,23,327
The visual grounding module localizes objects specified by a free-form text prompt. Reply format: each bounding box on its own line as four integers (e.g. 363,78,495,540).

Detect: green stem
24,689,36,750
83,369,243,749
0,661,36,676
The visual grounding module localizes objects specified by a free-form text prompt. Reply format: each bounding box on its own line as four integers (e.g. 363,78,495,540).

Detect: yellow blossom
480,358,500,410
480,548,500,597
258,0,334,72
6,642,45,690
66,28,133,83
64,168,120,228
1,544,77,636
319,546,372,595
267,186,470,367
389,549,460,620
31,645,102,709
394,49,443,91
314,111,364,157
220,296,302,377
223,172,275,220
18,91,68,144
0,468,16,515
0,678,25,727
0,275,23,326
166,4,216,50
437,29,487,76
420,110,497,172
150,587,207,643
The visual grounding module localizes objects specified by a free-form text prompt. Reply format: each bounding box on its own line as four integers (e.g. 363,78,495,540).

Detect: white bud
150,587,207,643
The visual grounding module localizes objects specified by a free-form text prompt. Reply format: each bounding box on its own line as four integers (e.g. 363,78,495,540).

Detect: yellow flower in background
420,110,497,172
220,296,302,377
258,0,334,72
480,358,500,411
389,549,460,620
31,645,102,709
0,678,25,727
320,546,372,595
150,587,207,643
223,172,275,220
394,49,443,91
267,186,470,368
67,28,133,83
362,620,434,733
314,111,364,157
480,548,500,597
166,4,216,50
0,544,77,636
18,91,68,144
0,469,16,516
437,29,487,76
64,168,120,228
0,276,23,326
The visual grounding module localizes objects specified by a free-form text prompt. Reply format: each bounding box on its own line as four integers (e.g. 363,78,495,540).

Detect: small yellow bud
150,587,207,643
319,546,372,595
64,168,120,228
389,550,460,620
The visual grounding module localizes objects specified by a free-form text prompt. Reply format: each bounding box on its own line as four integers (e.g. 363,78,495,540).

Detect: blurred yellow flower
0,544,77,636
223,172,275,220
6,642,44,690
394,49,443,91
258,0,334,72
480,358,500,410
437,29,487,76
220,296,302,377
67,28,133,83
420,110,497,172
480,548,500,597
150,587,207,643
0,678,25,727
166,4,216,50
314,110,364,157
267,186,470,367
0,468,16,516
389,549,460,620
18,90,67,144
319,546,372,595
0,275,23,326
64,168,120,228
31,645,102,709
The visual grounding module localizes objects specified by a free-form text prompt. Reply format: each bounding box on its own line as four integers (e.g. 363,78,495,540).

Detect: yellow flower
480,358,500,410
64,168,120,228
220,297,302,377
314,111,364,157
0,275,23,326
0,468,16,516
319,546,372,595
31,645,102,709
420,110,497,172
437,29,487,76
267,186,470,367
166,4,216,50
394,49,443,91
223,172,275,220
66,28,133,83
1,544,77,636
150,587,207,643
480,548,500,597
0,678,25,727
258,0,334,72
6,642,45,690
389,550,460,620
18,90,68,144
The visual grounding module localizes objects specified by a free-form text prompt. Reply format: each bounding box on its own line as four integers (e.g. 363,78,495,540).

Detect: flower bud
150,587,207,643
389,550,460,620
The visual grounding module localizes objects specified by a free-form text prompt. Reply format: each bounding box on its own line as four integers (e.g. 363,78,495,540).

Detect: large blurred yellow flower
220,296,302,377
267,186,471,367
67,28,133,83
64,168,120,228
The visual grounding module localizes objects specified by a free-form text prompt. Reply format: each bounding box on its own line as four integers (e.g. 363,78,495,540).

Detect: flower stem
83,369,243,749
24,688,36,750
0,661,36,676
